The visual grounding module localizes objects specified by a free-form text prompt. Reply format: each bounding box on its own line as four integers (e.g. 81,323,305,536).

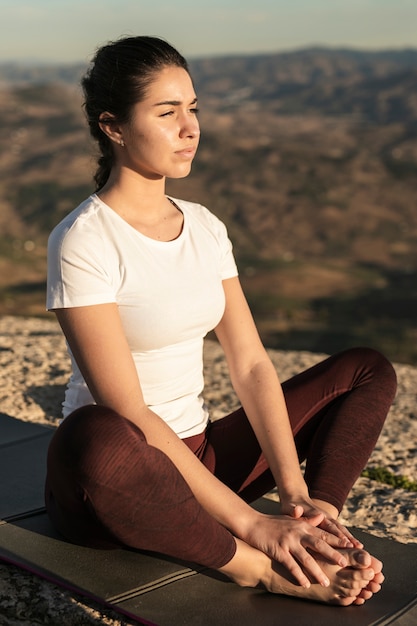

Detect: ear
98,112,125,146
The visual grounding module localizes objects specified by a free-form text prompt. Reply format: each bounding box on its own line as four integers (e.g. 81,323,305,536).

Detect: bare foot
220,540,383,607
264,548,384,606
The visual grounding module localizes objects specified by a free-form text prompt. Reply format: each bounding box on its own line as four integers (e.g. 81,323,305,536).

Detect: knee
62,404,145,440
345,346,397,397
64,403,129,429
48,405,146,473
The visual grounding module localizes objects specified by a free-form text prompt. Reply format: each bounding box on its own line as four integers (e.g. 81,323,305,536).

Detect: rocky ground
0,315,416,625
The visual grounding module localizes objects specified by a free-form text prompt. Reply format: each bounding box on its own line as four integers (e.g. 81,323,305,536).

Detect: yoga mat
1,413,416,625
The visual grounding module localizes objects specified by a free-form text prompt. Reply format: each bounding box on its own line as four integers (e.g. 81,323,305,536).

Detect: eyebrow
153,97,198,107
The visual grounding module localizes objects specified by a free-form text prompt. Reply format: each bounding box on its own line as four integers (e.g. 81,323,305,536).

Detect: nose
179,112,200,139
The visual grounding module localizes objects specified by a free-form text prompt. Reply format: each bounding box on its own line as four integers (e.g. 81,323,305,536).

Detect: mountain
191,47,417,124
0,62,85,85
1,48,417,363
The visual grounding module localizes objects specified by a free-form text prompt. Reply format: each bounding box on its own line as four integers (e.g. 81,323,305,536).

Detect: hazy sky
1,0,416,64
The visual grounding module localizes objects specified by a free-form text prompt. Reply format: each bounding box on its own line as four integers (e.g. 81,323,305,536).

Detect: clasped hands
242,493,363,589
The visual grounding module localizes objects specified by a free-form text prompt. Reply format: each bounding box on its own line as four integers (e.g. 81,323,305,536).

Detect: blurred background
1,0,417,364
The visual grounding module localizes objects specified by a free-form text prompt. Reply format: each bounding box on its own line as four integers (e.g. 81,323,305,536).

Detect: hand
280,493,363,549
242,510,354,589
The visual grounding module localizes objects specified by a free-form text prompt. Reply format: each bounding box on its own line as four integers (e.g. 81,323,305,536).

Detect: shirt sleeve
219,224,238,280
205,206,239,280
46,217,117,310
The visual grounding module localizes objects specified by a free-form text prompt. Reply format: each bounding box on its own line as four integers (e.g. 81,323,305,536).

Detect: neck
96,167,184,241
98,166,167,216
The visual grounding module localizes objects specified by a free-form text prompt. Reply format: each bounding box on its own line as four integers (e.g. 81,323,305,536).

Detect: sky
1,0,417,64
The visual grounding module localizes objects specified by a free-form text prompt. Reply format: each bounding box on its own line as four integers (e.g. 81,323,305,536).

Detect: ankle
218,538,269,588
311,498,339,519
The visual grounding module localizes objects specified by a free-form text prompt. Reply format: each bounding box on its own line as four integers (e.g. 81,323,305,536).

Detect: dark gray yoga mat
1,413,416,625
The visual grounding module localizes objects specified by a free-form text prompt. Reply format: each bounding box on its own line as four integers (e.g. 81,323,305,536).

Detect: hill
1,48,417,363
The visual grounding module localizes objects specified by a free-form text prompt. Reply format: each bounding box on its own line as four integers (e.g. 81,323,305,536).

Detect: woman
46,35,396,605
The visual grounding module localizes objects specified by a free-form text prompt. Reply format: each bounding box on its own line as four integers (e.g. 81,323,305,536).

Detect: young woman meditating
46,35,396,605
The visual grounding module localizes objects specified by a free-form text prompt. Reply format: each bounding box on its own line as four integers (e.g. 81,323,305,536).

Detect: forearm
231,357,307,500
214,278,307,501
123,404,261,538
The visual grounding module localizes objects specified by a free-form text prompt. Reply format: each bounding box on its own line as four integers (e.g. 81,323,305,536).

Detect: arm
214,277,359,542
214,278,308,499
54,304,255,533
54,303,350,586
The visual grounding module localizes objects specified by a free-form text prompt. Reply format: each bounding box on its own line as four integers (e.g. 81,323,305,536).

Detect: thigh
282,347,372,435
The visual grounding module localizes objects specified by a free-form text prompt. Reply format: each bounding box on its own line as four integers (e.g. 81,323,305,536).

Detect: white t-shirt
47,194,238,437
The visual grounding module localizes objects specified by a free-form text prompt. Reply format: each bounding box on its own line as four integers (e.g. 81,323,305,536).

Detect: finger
335,520,363,549
333,522,363,548
301,512,325,528
292,547,331,587
350,536,364,549
304,533,351,567
318,518,357,546
308,527,357,555
291,505,305,519
276,552,313,589
326,520,364,549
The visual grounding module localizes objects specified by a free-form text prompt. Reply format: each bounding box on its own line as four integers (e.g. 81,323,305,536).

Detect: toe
340,548,373,569
357,589,373,601
353,596,367,605
352,550,372,567
365,581,382,594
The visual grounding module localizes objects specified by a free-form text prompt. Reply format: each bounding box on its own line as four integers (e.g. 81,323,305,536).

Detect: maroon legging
45,347,397,570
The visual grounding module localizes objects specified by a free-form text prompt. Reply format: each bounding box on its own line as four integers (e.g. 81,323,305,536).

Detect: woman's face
119,66,200,180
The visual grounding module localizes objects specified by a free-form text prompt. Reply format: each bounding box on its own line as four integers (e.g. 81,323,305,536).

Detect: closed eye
159,107,199,118
155,97,198,118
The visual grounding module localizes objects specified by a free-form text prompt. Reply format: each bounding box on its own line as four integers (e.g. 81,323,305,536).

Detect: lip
175,146,197,158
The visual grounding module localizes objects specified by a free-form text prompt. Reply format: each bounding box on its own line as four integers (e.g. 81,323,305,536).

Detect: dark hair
81,36,189,191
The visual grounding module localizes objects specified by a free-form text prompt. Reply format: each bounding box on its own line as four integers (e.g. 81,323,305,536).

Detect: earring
119,139,125,147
